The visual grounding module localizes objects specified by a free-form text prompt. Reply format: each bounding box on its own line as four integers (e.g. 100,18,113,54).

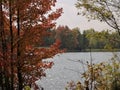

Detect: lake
36,52,120,90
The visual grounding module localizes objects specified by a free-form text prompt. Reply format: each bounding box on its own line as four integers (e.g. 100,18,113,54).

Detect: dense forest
39,25,120,52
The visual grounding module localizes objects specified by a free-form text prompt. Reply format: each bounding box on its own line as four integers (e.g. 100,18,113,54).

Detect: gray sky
55,0,111,32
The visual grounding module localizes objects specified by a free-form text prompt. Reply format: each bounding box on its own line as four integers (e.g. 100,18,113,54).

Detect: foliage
65,81,84,90
0,0,63,89
76,0,120,34
43,27,120,51
40,26,83,51
86,29,120,50
55,26,81,50
65,53,120,90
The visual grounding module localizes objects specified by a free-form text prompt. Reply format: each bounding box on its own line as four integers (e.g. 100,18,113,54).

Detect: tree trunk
16,1,23,90
0,0,10,89
9,0,14,89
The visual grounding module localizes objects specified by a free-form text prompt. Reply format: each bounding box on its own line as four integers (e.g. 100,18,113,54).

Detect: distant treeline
37,25,120,52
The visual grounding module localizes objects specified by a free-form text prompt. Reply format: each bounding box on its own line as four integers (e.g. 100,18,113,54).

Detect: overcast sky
55,0,111,32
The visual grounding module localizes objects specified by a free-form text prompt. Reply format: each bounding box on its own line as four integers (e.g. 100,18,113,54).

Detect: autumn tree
72,27,83,50
55,26,81,51
0,0,62,89
76,0,120,34
53,27,82,51
55,26,71,49
39,29,56,47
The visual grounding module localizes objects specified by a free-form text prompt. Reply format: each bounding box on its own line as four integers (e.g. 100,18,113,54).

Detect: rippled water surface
36,52,120,90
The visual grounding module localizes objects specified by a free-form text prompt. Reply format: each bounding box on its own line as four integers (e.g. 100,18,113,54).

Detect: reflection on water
36,52,120,90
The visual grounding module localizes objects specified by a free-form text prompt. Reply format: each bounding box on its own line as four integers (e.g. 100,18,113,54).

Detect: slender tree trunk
9,0,14,89
16,1,23,90
0,1,4,89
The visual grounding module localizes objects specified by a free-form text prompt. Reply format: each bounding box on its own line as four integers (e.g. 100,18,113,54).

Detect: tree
55,26,81,51
65,54,120,90
82,30,89,51
0,0,63,89
83,29,120,50
40,29,56,47
55,26,71,49
71,27,82,51
76,0,120,35
0,0,10,89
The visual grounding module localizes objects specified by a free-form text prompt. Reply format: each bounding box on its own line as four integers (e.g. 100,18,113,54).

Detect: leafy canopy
76,0,120,34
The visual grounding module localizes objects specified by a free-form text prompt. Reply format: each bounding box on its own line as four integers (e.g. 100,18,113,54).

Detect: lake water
36,52,120,90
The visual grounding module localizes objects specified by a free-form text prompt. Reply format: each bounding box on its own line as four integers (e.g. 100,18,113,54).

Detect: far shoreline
66,49,120,52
